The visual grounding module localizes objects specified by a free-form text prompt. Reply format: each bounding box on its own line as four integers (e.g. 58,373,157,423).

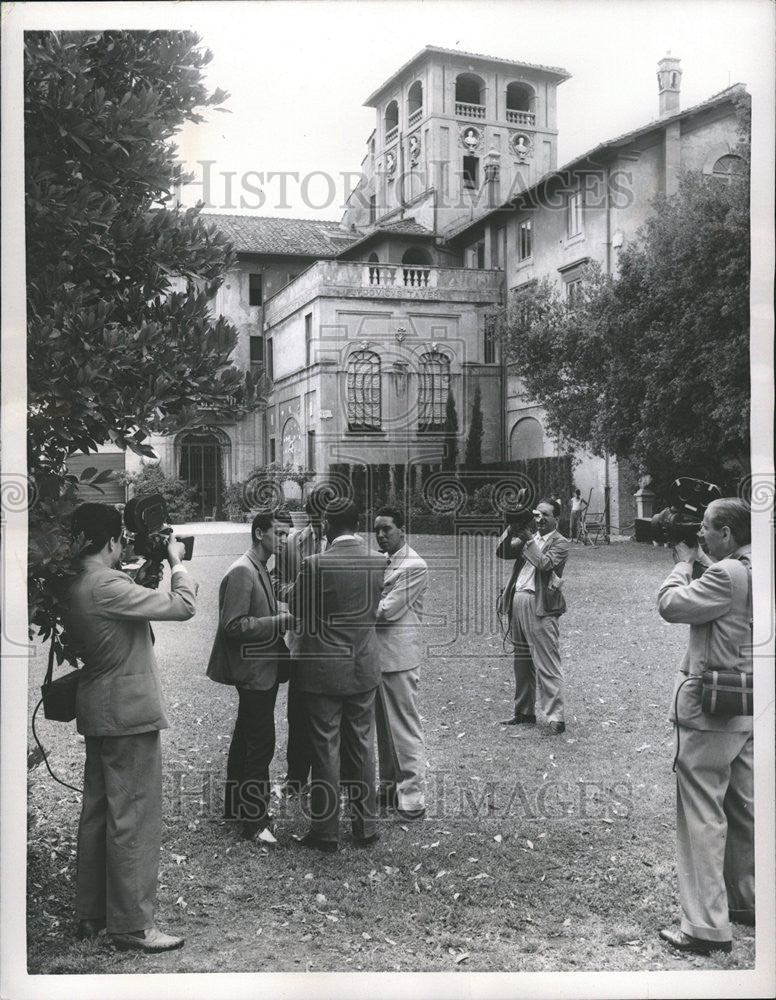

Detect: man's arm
495,527,526,560
657,562,733,624
377,563,428,623
522,534,570,573
221,565,287,642
95,570,196,621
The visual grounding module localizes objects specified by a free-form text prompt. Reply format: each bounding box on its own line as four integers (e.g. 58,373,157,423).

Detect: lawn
25,532,756,976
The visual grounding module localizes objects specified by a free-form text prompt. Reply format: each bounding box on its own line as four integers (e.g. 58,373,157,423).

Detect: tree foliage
443,390,459,470
464,383,484,469
500,102,750,494
25,30,261,653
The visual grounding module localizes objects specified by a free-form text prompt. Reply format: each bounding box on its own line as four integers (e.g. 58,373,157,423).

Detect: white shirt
514,531,552,594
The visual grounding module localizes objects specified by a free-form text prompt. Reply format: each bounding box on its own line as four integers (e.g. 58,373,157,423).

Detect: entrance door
179,432,222,519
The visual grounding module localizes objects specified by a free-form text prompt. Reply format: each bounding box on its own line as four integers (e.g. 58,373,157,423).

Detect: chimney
657,53,682,118
484,147,501,208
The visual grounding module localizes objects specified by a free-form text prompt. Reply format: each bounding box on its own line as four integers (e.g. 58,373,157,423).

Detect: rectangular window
519,219,533,261
307,430,316,471
249,336,264,365
266,338,274,381
463,155,479,190
269,438,276,463
492,227,505,268
249,273,263,306
476,241,485,270
369,195,376,223
566,278,583,305
484,315,497,364
567,190,583,238
305,312,313,366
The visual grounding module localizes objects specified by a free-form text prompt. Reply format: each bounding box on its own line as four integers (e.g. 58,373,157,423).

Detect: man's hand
166,537,186,567
274,611,295,634
673,540,701,564
514,526,534,543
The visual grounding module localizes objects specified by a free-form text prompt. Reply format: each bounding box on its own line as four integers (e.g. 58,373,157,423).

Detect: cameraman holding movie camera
63,501,197,953
655,493,753,956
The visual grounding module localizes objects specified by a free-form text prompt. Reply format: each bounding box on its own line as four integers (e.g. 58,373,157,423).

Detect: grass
25,534,756,974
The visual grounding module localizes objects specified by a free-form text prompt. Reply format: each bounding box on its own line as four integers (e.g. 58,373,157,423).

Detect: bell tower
657,53,682,118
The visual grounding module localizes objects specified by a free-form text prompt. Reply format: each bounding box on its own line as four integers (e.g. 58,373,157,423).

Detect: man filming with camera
657,497,753,956
63,502,197,952
496,498,570,734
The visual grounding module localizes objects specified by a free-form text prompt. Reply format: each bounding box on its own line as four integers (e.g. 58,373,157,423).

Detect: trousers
76,730,162,933
510,590,564,723
225,684,278,834
285,674,313,788
375,668,426,811
302,687,378,843
675,727,754,940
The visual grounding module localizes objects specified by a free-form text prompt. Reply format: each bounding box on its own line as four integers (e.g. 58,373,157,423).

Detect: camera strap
32,637,83,795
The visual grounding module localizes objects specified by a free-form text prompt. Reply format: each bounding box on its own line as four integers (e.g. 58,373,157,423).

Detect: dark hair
324,498,359,535
273,509,293,527
375,506,405,530
305,484,337,519
539,498,561,518
574,489,581,497
71,503,122,555
708,498,751,546
251,509,276,544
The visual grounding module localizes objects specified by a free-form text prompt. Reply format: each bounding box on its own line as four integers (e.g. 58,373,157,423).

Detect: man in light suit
289,499,385,852
373,507,428,820
657,498,753,956
65,503,196,952
207,511,292,843
496,498,570,734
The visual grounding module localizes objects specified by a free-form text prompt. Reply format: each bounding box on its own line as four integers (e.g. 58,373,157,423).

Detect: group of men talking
61,490,754,960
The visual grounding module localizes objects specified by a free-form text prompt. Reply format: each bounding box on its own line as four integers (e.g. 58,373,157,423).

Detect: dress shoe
110,926,185,953
548,721,566,734
297,832,338,853
354,832,380,847
77,918,106,940
396,807,426,821
659,927,732,955
500,713,536,725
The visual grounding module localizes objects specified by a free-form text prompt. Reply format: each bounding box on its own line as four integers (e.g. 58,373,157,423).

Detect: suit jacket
207,548,288,690
658,545,752,733
273,524,322,602
373,543,428,674
496,528,570,622
65,564,197,737
289,537,385,695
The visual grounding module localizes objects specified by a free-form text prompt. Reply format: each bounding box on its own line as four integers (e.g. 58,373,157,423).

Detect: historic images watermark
165,769,633,823
187,159,637,214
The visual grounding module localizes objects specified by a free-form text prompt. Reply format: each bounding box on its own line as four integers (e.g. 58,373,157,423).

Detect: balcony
408,107,423,128
368,263,430,288
385,126,399,145
455,101,485,120
507,109,535,126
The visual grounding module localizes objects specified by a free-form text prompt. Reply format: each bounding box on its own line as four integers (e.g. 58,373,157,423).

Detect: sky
8,1,773,220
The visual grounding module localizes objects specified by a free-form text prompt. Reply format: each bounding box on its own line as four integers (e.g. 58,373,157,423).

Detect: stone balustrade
455,101,486,119
506,109,535,125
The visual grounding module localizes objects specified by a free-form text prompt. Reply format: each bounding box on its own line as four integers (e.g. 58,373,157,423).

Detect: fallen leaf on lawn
563,917,571,927
413,862,422,872
170,854,187,865
400,825,409,832
315,893,327,905
435,870,448,879
301,933,313,942
494,834,502,843
602,817,614,824
453,892,460,900
635,744,651,753
468,872,490,881
385,937,396,945
175,896,187,908
467,857,479,862
457,732,466,739
304,873,314,880
326,915,339,922
454,952,469,964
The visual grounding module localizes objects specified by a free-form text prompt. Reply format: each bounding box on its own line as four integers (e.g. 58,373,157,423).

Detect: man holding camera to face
496,499,570,734
656,497,754,956
64,502,197,952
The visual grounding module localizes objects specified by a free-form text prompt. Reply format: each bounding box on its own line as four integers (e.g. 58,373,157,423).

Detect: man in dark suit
289,499,385,852
65,503,196,952
207,510,292,843
496,498,570,734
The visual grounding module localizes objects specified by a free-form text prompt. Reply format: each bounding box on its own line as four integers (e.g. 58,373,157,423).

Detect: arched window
347,350,382,431
455,73,485,118
408,80,423,125
384,100,399,142
712,154,744,182
418,351,450,431
402,246,431,288
505,82,535,125
177,427,231,518
509,417,544,460
282,417,302,467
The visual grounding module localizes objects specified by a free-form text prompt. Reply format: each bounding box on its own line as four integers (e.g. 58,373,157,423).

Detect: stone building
128,49,745,527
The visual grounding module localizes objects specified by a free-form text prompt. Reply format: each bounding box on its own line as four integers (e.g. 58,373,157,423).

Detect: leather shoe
396,807,426,820
548,721,566,734
297,832,338,853
77,918,106,940
659,927,731,954
110,926,184,952
354,832,380,847
501,714,536,725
